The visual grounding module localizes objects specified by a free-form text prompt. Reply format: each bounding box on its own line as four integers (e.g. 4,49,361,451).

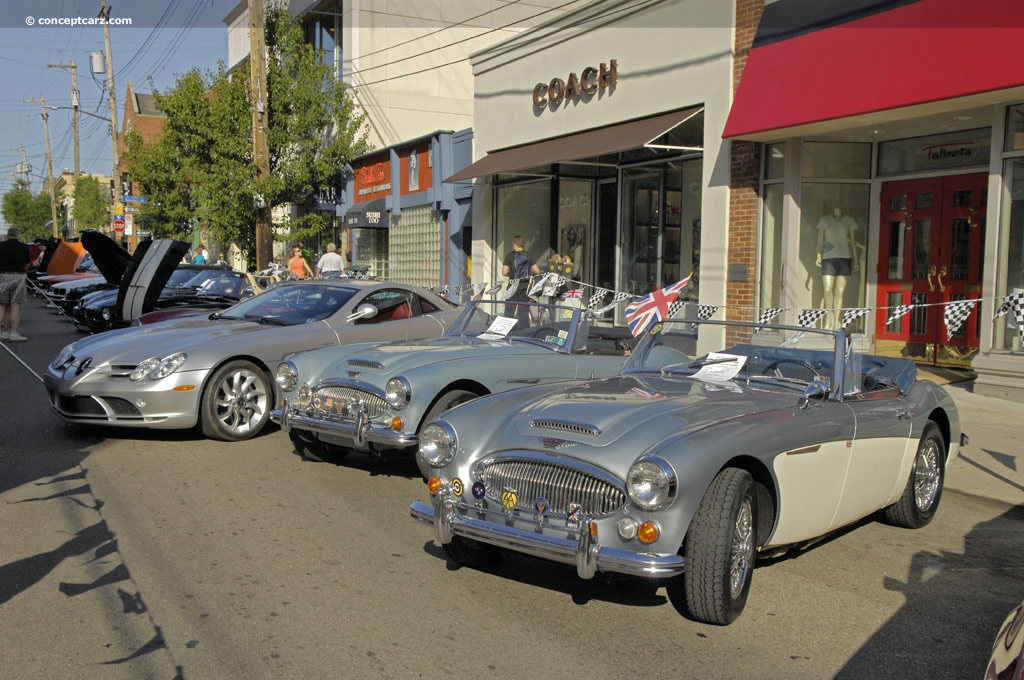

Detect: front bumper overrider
273,397,418,449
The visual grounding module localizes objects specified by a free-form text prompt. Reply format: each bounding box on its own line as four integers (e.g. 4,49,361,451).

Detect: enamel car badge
501,489,519,513
471,481,486,500
533,497,550,517
451,478,464,497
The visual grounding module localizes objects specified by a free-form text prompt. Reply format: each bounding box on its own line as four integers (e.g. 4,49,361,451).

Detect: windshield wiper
243,314,289,326
687,356,738,369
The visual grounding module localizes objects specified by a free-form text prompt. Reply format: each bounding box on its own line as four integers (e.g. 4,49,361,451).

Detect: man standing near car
316,242,346,277
0,227,31,342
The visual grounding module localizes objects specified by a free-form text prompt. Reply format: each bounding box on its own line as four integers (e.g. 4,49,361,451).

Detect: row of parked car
33,235,983,631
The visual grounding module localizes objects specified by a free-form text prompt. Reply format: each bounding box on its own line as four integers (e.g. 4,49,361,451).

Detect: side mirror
799,380,830,409
347,303,378,322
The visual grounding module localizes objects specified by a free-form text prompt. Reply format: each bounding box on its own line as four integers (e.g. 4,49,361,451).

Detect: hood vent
530,419,602,437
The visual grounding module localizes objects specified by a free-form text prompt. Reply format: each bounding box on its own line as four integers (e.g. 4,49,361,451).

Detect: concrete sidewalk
920,368,1024,509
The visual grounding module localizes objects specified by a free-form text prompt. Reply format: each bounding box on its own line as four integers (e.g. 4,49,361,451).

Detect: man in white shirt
316,242,346,276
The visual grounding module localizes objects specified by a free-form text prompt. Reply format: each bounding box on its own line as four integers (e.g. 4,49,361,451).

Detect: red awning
723,0,1024,140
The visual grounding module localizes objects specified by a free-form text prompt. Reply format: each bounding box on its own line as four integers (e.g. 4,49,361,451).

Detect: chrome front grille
309,386,388,419
478,458,625,518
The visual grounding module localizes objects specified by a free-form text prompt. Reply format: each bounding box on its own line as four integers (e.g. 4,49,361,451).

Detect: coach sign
533,59,618,109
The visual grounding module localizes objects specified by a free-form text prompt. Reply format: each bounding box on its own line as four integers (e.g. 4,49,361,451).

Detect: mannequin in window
815,207,859,329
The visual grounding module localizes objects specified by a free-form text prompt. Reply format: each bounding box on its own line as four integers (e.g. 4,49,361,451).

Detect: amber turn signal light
427,477,443,496
637,521,660,544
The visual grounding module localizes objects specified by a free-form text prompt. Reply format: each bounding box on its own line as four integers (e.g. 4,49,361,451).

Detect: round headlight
419,421,457,468
384,376,411,409
150,352,187,380
626,457,677,511
296,385,312,408
276,361,298,392
130,357,162,382
101,307,112,321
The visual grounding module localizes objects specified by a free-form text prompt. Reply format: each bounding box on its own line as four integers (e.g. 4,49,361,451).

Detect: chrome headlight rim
419,420,458,468
626,456,677,511
276,361,298,392
384,376,411,410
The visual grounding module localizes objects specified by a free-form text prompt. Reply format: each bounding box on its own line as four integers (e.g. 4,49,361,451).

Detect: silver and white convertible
273,299,633,474
411,318,966,625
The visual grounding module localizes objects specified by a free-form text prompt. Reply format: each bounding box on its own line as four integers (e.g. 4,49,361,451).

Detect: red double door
875,173,985,366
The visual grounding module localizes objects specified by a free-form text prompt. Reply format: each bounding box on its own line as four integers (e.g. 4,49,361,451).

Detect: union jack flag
624,274,693,336
562,288,584,299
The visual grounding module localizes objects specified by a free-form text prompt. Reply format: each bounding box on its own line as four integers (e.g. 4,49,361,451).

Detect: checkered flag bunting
594,291,633,315
484,283,503,296
529,272,556,297
438,285,449,298
470,283,487,300
666,299,686,320
797,308,828,328
697,305,718,321
841,307,871,329
994,291,1024,321
756,308,784,329
502,279,521,300
587,289,610,309
943,299,978,340
886,303,914,328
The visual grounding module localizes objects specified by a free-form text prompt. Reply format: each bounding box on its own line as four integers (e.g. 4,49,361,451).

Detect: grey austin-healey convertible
410,317,966,625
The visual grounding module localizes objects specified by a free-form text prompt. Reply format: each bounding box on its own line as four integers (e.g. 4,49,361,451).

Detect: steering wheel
761,358,817,379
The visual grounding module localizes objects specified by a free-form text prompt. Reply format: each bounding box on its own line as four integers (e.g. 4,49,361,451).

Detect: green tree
1,178,53,241
70,175,111,234
123,0,370,262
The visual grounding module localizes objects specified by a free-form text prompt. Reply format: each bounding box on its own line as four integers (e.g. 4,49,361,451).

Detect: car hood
116,239,191,321
327,336,556,374
495,374,803,459
81,230,133,284
69,316,308,366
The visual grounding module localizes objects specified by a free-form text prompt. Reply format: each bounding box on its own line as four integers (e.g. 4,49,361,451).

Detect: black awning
445,106,703,183
343,198,388,229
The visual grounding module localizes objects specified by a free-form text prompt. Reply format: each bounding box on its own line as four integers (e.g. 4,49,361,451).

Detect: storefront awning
446,106,703,183
723,0,1024,141
343,197,387,229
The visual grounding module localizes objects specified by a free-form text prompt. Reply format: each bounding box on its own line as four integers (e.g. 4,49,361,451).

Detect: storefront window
759,183,784,309
878,128,990,176
799,183,870,329
554,179,592,283
802,142,871,179
764,144,785,181
495,181,552,280
995,158,1024,351
352,227,388,279
1005,104,1024,152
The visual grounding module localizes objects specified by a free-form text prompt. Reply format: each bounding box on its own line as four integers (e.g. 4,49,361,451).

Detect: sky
0,0,241,229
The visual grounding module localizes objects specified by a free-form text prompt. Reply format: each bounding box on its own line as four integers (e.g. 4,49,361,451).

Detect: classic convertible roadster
410,318,966,625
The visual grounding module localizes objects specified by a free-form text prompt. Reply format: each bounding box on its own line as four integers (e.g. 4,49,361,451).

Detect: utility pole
100,0,121,240
47,61,80,181
23,97,59,238
248,0,272,269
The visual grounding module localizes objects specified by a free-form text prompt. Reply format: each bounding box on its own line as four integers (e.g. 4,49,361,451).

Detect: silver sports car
44,278,461,441
411,318,966,625
273,299,633,475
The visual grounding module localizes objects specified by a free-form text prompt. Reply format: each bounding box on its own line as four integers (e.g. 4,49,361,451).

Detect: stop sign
113,216,125,233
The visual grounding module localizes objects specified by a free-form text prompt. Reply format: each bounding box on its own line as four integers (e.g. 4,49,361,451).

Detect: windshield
446,299,587,351
217,282,357,326
622,318,884,396
186,270,249,297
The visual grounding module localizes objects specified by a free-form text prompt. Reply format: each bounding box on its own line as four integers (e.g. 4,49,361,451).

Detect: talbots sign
533,59,618,109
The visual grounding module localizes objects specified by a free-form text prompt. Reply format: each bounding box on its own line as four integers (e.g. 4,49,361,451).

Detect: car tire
415,389,480,479
289,429,348,463
443,536,501,569
200,360,272,441
672,467,757,625
882,421,945,529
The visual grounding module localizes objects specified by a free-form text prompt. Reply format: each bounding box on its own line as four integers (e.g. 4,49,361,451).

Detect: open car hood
116,239,191,321
81,230,133,285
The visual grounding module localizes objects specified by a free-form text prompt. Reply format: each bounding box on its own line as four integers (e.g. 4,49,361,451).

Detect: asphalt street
1,292,1022,679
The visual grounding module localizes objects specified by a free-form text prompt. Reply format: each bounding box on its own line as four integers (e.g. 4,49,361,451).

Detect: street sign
122,195,148,203
112,216,125,233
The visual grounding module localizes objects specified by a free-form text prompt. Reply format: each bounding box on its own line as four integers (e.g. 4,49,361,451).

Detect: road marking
0,342,44,383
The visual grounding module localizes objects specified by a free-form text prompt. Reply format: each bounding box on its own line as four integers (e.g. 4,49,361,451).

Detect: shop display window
802,142,871,179
495,180,552,279
995,157,1024,351
1004,104,1024,152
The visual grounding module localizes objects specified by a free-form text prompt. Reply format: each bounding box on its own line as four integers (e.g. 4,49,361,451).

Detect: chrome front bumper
273,398,417,449
410,493,685,580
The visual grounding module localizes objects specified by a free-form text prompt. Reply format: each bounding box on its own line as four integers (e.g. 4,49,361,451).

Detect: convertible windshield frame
445,299,588,354
623,318,853,399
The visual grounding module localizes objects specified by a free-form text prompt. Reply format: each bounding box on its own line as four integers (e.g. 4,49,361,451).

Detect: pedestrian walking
316,243,346,276
0,227,32,342
287,245,314,279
